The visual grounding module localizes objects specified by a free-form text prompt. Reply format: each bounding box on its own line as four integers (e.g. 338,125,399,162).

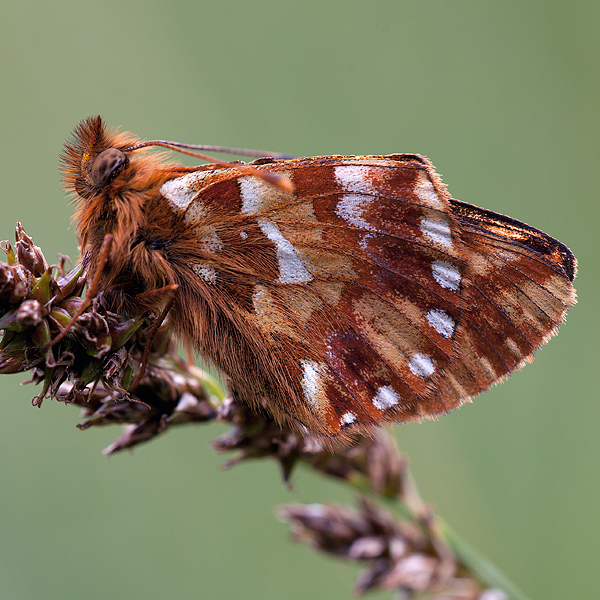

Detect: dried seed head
280,498,440,595
0,225,189,414
1,226,220,448
375,553,437,592
280,497,503,598
0,264,15,300
211,391,413,496
76,306,112,357
15,222,48,277
212,394,315,480
0,262,31,303
0,333,27,373
301,429,408,499
67,361,218,453
15,299,44,329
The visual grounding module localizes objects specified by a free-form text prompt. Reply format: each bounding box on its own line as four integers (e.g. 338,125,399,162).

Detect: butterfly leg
43,234,114,352
128,284,179,391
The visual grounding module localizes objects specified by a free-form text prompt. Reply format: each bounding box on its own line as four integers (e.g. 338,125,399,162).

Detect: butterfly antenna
125,139,295,160
123,140,296,193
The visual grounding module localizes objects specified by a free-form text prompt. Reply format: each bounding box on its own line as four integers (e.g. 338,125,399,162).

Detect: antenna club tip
280,178,296,194
260,172,295,194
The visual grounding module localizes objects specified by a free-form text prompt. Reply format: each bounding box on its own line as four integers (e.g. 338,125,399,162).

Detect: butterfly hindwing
159,154,576,439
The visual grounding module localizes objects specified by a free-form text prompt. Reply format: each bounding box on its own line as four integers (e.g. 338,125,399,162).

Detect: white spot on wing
479,356,497,379
334,165,380,231
240,177,267,215
335,194,376,231
257,219,312,284
359,232,375,251
201,227,224,254
413,172,443,209
409,353,436,377
420,216,452,249
160,172,209,213
334,165,379,194
426,309,455,338
372,385,400,410
505,337,520,356
192,263,217,284
252,285,268,313
340,412,357,426
239,171,294,215
301,360,327,409
431,260,461,291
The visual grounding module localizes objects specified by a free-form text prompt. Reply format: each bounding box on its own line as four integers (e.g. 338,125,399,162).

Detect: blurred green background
1,1,598,599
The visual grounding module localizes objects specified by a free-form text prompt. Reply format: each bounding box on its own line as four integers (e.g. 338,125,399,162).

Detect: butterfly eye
89,148,128,187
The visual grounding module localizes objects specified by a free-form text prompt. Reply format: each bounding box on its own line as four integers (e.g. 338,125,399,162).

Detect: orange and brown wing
159,155,576,439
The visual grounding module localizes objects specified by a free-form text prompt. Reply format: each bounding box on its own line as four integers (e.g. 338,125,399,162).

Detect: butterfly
60,116,576,442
